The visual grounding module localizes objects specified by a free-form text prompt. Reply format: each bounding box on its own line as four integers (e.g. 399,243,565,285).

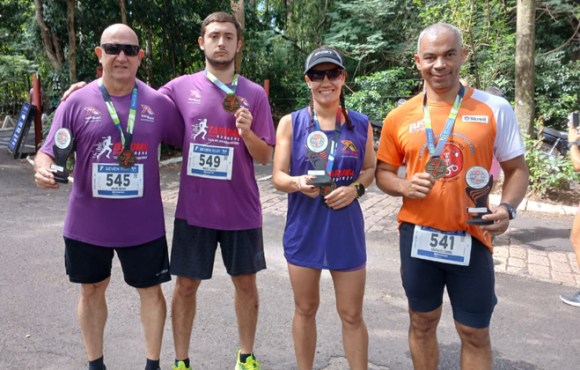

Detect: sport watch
568,140,580,148
499,202,517,220
352,182,365,198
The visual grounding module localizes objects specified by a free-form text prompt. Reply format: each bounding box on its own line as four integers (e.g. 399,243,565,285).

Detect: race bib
92,163,144,199
187,143,234,180
411,225,472,266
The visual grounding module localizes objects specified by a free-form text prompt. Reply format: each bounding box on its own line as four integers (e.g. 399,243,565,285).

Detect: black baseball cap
304,47,345,74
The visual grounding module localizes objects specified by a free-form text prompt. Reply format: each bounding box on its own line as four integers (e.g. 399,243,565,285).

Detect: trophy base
310,175,333,188
466,217,493,225
54,175,69,184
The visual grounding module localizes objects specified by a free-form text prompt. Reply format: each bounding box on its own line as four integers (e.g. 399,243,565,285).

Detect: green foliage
345,68,418,122
0,0,578,135
535,55,580,130
524,135,579,196
325,0,420,76
0,0,37,115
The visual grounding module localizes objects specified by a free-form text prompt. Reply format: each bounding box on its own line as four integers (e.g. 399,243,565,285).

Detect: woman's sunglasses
306,69,345,82
100,43,140,57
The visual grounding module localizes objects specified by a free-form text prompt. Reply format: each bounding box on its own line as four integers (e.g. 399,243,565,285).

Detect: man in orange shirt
376,23,529,369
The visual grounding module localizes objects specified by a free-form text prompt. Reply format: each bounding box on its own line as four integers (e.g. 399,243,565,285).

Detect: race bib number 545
92,164,144,199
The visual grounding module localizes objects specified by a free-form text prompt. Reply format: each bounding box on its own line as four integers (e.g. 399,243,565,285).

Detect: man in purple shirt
161,12,275,370
34,24,183,370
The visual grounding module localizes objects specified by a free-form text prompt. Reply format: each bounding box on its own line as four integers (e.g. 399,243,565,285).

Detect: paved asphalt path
1,151,579,369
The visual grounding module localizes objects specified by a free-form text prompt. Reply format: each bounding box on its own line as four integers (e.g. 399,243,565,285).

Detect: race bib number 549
187,144,234,180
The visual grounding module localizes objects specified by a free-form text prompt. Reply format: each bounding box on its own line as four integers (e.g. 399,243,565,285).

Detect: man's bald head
417,23,462,54
100,23,139,45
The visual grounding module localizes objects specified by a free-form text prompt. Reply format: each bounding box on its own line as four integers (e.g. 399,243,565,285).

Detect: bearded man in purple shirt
161,12,275,370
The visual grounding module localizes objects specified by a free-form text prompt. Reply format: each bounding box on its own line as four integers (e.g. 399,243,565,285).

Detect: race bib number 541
411,225,472,266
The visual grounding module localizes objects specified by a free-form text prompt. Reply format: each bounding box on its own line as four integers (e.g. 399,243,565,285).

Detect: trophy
465,166,493,225
50,128,74,184
306,130,334,188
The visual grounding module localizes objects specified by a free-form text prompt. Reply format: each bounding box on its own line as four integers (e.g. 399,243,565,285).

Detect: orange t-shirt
377,87,524,250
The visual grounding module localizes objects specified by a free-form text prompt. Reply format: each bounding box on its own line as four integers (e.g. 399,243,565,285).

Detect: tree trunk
515,0,536,136
66,0,77,82
33,0,64,72
231,0,245,73
119,0,128,24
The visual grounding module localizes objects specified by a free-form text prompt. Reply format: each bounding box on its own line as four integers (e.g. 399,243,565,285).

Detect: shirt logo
409,119,424,133
440,143,463,178
84,106,102,123
140,104,155,123
462,115,489,124
341,140,358,153
188,89,202,104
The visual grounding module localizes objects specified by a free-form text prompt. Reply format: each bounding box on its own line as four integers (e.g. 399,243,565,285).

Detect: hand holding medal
424,156,447,179
234,107,253,137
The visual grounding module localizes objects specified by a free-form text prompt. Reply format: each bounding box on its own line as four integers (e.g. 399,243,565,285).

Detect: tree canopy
0,0,578,129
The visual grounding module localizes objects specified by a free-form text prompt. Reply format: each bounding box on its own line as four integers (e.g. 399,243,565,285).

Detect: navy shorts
399,222,497,328
170,218,266,279
64,236,171,288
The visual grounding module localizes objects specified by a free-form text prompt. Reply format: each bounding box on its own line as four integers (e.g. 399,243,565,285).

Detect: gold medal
425,157,447,179
222,93,241,113
117,149,136,168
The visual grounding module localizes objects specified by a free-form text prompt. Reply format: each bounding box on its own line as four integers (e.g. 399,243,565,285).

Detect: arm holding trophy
34,127,74,188
34,151,60,189
480,154,528,234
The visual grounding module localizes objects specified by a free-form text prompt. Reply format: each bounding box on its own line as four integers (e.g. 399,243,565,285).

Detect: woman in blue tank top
272,47,376,370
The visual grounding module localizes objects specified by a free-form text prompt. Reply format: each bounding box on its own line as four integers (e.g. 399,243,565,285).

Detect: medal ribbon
205,70,239,95
423,84,465,157
313,109,342,175
98,79,138,150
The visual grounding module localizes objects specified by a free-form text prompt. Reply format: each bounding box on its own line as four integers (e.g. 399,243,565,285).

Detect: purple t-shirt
159,72,275,230
41,79,184,247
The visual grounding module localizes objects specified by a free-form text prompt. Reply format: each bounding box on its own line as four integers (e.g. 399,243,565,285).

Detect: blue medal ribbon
205,70,239,95
98,79,138,150
313,109,342,175
422,84,465,158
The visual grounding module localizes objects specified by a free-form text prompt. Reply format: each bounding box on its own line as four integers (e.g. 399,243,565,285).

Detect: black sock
145,358,160,370
175,358,190,368
239,353,253,363
88,356,105,370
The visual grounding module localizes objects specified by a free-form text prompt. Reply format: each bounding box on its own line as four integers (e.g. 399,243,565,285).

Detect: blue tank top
283,107,369,270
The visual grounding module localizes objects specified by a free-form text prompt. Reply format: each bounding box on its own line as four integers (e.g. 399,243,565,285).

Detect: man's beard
205,51,236,70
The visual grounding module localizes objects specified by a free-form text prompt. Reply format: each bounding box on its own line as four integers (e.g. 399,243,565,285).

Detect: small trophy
306,130,334,188
51,128,74,184
465,166,493,225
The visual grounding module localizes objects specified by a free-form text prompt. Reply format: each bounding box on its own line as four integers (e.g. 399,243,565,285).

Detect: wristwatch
499,202,517,220
568,140,580,148
352,182,365,198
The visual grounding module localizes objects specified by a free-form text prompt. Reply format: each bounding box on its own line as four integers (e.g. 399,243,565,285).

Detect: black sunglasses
101,43,140,56
306,69,345,82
